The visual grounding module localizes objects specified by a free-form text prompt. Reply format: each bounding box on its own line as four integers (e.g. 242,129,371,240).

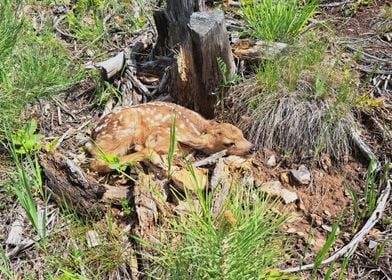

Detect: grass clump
241,0,317,43
228,32,360,161
138,184,290,279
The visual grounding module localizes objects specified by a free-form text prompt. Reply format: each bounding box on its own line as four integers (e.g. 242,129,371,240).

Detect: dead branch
95,52,125,80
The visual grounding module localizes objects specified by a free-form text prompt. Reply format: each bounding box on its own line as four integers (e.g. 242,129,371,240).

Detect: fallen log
39,152,130,218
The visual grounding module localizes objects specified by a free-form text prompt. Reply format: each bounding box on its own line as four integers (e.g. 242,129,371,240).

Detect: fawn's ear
177,134,211,150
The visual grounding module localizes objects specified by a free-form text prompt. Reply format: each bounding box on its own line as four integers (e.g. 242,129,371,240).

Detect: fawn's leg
119,128,174,169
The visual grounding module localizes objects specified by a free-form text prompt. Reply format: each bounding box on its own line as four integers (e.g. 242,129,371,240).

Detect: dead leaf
172,167,208,192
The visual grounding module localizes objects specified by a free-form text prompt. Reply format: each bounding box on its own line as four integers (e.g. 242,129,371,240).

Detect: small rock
298,199,306,212
287,228,297,233
324,210,331,217
260,181,298,204
266,155,277,167
280,172,290,184
321,155,331,171
310,214,323,226
312,237,327,251
297,231,307,238
174,200,201,216
290,165,311,185
321,224,332,232
368,240,378,249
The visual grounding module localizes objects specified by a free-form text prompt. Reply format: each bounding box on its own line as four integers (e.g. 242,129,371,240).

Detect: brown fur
87,101,254,173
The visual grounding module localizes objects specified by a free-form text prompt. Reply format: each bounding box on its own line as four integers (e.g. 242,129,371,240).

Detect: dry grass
228,34,359,161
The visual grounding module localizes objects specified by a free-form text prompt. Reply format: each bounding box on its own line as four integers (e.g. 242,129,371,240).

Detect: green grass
137,182,290,279
346,160,390,230
44,212,133,279
0,249,14,280
4,140,48,241
241,0,317,43
311,214,342,278
62,0,148,50
0,0,85,138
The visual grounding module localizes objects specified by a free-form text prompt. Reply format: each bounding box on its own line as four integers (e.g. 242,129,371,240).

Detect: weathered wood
232,39,288,63
5,214,24,245
131,173,159,274
154,0,235,118
39,152,107,217
210,158,231,220
95,51,125,80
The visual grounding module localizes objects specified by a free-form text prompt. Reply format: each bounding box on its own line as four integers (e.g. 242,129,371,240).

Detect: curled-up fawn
86,101,254,173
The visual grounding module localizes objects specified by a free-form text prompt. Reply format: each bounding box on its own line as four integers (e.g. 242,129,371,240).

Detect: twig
53,16,78,40
357,66,392,75
54,120,91,149
125,69,153,98
193,150,227,167
350,128,378,170
51,97,76,120
281,127,390,273
319,1,354,7
345,45,392,64
281,179,391,273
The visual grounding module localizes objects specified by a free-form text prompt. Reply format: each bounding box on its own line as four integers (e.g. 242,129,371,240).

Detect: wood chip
6,215,24,245
86,230,100,248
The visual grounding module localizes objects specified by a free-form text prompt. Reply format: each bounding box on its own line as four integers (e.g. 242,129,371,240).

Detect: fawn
87,101,254,173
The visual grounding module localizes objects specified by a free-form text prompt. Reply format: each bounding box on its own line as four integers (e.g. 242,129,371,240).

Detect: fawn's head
205,122,254,155
181,121,254,156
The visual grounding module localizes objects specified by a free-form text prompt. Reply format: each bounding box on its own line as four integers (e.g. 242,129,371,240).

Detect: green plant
94,81,122,106
344,0,374,17
0,249,14,280
216,57,239,115
346,160,390,230
119,197,132,216
167,114,176,178
137,182,290,279
45,212,133,279
324,259,337,280
345,182,360,230
10,119,43,154
241,0,317,42
0,0,23,61
228,32,359,162
374,239,388,263
4,140,48,241
311,213,343,278
0,21,84,138
337,254,351,280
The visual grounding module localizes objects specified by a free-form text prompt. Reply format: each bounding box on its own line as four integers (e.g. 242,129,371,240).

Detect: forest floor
0,0,391,279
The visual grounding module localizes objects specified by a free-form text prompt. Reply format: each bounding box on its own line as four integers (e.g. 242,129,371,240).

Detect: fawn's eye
224,142,234,148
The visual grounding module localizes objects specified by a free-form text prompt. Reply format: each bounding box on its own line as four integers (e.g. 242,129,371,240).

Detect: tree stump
154,0,235,118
